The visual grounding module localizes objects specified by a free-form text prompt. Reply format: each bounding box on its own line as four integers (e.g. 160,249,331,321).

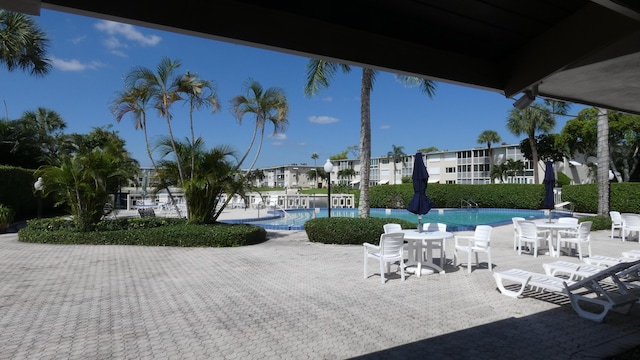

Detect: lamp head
323,159,333,173
34,177,44,191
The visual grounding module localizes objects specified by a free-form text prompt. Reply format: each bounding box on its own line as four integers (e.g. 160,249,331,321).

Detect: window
446,167,456,173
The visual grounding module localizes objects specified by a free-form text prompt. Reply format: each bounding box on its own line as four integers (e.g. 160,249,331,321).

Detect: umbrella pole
418,215,422,232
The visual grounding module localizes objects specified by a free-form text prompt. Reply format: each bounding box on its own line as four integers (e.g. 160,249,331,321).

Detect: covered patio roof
4,0,640,114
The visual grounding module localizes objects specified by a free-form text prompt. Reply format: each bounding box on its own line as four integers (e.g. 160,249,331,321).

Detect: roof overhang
6,0,640,114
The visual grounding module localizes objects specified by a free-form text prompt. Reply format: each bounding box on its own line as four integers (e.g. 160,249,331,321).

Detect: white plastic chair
384,223,410,260
422,222,447,266
610,211,623,238
383,223,402,234
622,214,640,242
511,217,525,251
453,225,492,273
517,221,547,257
558,217,579,225
557,221,592,261
363,232,406,283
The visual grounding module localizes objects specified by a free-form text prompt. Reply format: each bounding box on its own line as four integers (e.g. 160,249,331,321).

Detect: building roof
7,0,640,114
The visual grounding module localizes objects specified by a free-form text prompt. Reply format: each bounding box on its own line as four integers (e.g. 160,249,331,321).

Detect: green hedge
19,217,267,247
369,183,546,209
304,217,415,245
367,182,640,214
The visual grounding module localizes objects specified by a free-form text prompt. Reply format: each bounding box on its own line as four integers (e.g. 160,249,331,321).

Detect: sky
1,8,581,169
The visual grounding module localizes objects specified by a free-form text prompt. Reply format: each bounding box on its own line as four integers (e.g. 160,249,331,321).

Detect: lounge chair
494,260,640,322
563,259,640,322
493,268,574,298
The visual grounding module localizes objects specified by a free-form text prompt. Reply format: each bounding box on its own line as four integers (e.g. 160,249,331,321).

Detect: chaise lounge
494,259,640,322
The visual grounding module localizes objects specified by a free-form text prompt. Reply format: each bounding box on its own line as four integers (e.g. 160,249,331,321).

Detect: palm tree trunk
597,108,610,215
529,136,539,184
358,68,373,218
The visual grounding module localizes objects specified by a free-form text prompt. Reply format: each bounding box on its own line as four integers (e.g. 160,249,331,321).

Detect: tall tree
597,108,610,216
386,144,405,185
311,152,319,188
304,59,436,217
19,107,66,164
0,10,51,76
124,57,185,182
476,130,501,182
506,100,569,183
176,71,220,179
110,84,156,169
230,78,289,173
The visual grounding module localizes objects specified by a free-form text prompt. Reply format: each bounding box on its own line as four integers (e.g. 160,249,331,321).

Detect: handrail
460,199,478,208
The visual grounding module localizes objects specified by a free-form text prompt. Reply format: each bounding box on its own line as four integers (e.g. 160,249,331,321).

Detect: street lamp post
34,177,44,219
324,159,334,218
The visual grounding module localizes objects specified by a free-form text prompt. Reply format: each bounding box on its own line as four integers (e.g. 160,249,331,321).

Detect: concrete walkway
1,214,640,359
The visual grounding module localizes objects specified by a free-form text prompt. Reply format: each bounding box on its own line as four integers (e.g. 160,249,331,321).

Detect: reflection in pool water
222,208,552,231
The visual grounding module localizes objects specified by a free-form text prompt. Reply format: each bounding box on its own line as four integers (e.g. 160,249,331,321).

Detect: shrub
304,217,414,245
18,217,267,247
578,215,610,231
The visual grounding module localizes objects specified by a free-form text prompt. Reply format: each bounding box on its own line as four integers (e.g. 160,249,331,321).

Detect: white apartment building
125,144,592,199
256,144,591,189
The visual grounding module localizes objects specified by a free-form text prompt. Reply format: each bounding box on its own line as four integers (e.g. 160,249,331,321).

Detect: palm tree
304,59,436,218
311,152,319,188
110,84,157,169
597,108,610,215
124,57,185,182
338,168,356,184
21,107,66,134
230,78,289,173
176,71,221,179
477,130,501,182
387,145,405,185
19,107,66,163
506,100,568,183
155,136,243,223
35,143,136,231
0,10,51,76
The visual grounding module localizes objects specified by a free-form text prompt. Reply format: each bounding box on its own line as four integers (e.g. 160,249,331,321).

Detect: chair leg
468,252,473,274
518,238,522,255
399,259,405,281
379,260,385,284
487,250,492,272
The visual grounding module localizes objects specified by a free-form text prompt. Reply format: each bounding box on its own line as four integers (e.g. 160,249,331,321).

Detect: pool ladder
460,199,478,209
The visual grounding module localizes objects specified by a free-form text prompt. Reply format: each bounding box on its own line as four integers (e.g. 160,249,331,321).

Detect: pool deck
2,210,640,359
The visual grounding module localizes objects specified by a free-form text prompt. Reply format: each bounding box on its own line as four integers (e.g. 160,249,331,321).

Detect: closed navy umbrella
407,152,434,231
543,161,555,222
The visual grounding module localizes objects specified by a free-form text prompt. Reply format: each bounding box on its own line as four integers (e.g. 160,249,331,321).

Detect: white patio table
535,221,579,257
400,229,453,276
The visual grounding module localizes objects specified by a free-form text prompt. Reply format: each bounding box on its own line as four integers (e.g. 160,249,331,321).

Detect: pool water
222,208,550,231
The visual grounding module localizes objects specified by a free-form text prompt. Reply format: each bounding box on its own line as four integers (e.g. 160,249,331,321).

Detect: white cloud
308,115,339,124
380,125,391,129
270,133,287,140
322,96,333,102
95,20,162,47
71,35,86,45
51,57,104,71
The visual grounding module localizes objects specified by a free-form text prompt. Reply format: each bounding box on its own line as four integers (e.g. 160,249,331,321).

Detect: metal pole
37,192,42,219
327,173,331,218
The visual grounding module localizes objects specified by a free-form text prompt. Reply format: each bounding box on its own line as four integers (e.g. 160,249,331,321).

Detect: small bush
578,215,610,231
304,217,414,245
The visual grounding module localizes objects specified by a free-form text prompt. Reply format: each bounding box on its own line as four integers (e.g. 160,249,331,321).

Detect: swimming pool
222,208,553,231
